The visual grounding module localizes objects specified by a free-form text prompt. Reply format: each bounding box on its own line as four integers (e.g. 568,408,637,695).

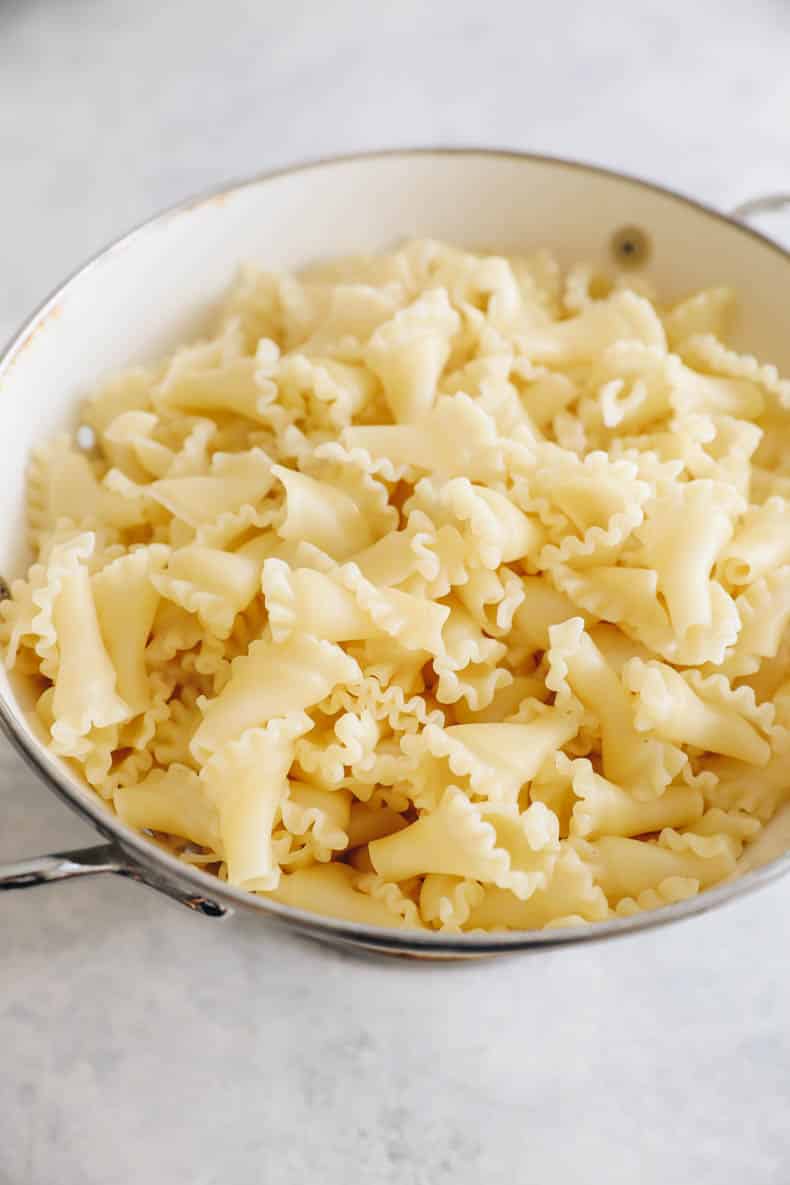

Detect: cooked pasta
4,238,790,932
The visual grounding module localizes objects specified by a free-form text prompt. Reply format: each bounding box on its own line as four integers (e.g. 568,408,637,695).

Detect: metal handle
0,843,121,887
731,191,790,253
0,840,230,917
731,192,790,222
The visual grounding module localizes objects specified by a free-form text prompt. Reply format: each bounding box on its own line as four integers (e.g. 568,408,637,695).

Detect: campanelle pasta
4,238,790,932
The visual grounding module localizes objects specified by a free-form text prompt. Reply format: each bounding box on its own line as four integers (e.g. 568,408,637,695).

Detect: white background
2,2,789,1182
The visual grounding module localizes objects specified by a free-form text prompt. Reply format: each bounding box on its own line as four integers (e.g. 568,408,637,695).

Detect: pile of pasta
5,238,790,933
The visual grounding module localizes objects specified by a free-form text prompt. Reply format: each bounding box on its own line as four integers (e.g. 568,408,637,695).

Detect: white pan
1,149,789,959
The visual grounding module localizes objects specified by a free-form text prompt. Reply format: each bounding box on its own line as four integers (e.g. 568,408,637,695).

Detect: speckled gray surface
2,2,790,1182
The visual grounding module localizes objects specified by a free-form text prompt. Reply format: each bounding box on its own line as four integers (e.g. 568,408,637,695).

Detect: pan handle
731,192,790,222
0,841,230,917
731,192,790,247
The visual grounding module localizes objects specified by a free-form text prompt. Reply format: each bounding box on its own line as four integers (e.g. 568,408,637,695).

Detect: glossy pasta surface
4,239,790,932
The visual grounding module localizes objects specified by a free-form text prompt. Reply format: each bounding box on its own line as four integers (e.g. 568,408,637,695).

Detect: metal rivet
193,898,228,918
610,225,651,269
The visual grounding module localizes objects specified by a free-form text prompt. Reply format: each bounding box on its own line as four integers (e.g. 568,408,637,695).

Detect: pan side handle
0,841,230,917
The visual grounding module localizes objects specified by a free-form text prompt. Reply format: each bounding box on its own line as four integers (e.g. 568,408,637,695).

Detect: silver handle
0,843,121,886
730,190,790,248
731,192,790,222
0,840,230,917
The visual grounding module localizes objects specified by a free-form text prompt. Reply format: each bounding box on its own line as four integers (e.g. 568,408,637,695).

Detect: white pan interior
1,150,789,831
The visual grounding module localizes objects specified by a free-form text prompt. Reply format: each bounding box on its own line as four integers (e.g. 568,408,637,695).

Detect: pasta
4,237,790,934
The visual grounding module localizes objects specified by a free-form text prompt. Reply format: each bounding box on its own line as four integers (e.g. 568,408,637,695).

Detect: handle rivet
610,225,650,268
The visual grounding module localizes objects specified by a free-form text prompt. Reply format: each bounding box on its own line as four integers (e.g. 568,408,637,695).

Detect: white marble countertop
2,2,790,1181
